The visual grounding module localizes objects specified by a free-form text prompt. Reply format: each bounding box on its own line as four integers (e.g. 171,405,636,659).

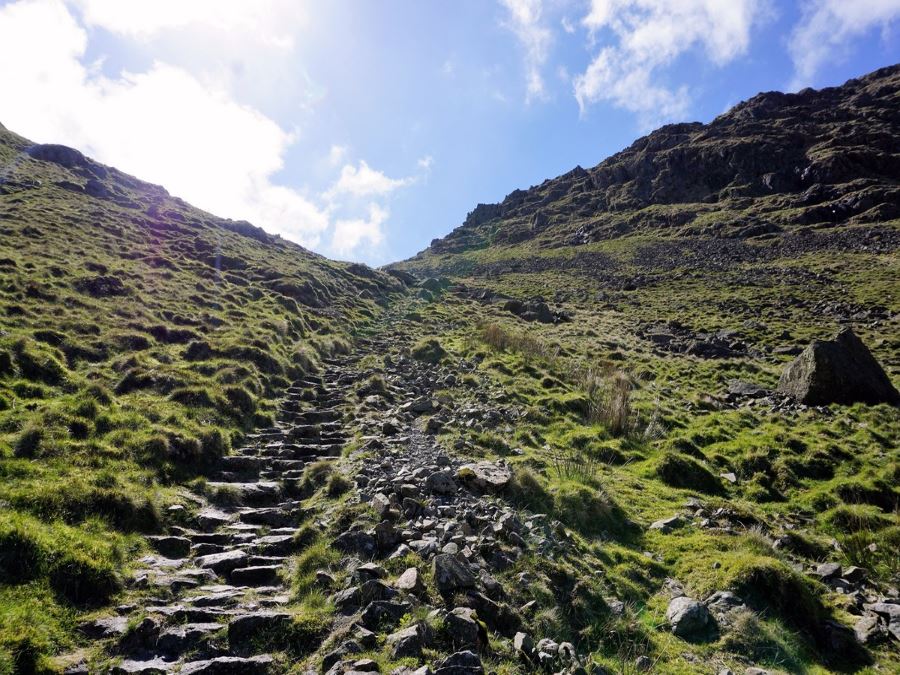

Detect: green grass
0,124,404,669
382,231,899,673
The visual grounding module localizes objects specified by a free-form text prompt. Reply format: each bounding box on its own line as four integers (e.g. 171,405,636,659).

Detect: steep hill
0,123,406,672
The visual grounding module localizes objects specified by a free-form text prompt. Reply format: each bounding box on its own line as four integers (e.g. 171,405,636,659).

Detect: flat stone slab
180,655,273,674
456,462,511,492
195,549,250,575
109,657,174,674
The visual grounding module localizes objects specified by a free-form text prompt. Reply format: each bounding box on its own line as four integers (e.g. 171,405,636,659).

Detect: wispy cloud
574,0,768,126
788,0,900,88
498,0,552,102
330,203,388,257
324,161,413,201
327,144,349,166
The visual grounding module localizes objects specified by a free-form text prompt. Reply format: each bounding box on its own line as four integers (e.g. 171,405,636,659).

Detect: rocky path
74,359,356,673
74,306,595,674
309,326,579,674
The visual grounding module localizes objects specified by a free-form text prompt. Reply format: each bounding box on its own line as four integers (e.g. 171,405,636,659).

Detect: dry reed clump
578,366,633,436
478,321,635,436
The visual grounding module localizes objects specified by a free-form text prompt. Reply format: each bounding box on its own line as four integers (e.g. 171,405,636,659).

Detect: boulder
434,650,484,675
444,607,481,649
425,470,458,495
666,596,715,642
386,623,429,658
433,554,476,593
396,567,424,594
456,462,511,493
776,328,899,405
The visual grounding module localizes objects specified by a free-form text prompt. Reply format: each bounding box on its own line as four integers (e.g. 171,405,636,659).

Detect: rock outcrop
396,64,900,271
777,328,899,405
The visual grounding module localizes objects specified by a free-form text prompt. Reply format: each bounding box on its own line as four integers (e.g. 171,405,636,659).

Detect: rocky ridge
400,65,900,269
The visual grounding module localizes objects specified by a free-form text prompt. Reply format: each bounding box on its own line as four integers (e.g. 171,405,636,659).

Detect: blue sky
0,1,898,265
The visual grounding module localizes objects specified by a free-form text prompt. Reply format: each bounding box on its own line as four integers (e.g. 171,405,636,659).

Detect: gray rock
776,328,900,405
157,623,223,654
334,530,376,556
434,650,484,675
456,461,511,492
110,658,172,674
425,470,458,495
386,622,429,658
179,656,273,674
79,616,128,639
195,549,249,575
854,614,889,645
330,586,362,611
230,565,281,586
360,600,412,630
227,612,291,647
444,607,480,648
649,515,685,533
395,567,424,594
513,631,534,657
666,596,715,642
433,554,476,593
815,562,842,580
148,535,191,558
360,579,396,604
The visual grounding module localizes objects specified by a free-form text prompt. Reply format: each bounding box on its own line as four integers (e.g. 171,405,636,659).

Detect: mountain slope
400,64,899,268
382,65,899,674
0,123,406,672
0,65,898,675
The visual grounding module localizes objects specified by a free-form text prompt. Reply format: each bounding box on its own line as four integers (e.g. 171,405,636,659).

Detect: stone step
206,482,282,506
157,622,224,655
230,565,282,586
269,459,306,471
196,508,236,531
195,549,250,575
146,605,237,624
249,535,295,556
187,532,235,545
238,507,300,528
180,655,273,675
191,543,233,557
220,455,267,472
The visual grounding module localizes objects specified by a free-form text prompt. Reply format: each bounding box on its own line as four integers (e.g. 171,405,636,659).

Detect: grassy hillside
0,66,897,675
385,67,900,673
0,123,404,671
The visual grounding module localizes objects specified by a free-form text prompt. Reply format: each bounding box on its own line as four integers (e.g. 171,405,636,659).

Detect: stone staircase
73,362,353,674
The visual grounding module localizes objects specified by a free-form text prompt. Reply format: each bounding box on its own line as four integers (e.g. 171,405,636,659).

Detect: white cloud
574,0,766,125
324,161,413,200
499,0,552,102
330,203,387,257
327,144,349,166
417,155,434,170
789,0,900,87
71,0,305,47
0,0,331,247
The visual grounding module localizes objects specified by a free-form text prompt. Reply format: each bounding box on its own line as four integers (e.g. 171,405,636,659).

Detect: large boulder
777,328,899,405
456,461,512,493
666,596,715,642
